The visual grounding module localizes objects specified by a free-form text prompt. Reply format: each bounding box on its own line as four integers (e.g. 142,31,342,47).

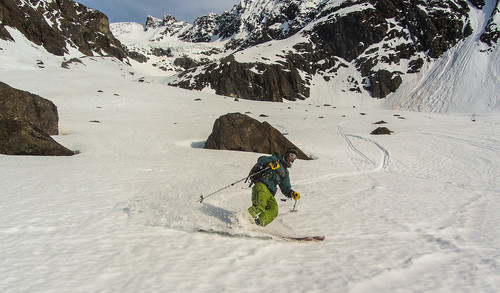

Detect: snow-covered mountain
111,0,500,112
0,0,499,112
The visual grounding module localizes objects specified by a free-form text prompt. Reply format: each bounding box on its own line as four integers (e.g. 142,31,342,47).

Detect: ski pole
280,198,299,212
198,176,247,203
198,166,271,203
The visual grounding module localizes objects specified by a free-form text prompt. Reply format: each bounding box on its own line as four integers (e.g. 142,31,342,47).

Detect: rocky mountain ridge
114,0,499,104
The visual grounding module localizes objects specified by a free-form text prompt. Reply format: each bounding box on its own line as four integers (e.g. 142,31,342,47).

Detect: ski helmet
283,147,298,168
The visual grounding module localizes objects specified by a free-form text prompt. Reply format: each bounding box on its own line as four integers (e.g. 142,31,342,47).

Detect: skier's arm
279,173,300,200
279,172,292,197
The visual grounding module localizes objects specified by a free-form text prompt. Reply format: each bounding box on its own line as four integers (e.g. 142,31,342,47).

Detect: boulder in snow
0,81,59,135
204,112,310,160
0,82,73,156
0,115,74,156
371,127,393,135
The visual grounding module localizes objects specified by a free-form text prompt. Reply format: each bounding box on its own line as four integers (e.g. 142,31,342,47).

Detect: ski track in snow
297,122,390,186
337,122,390,171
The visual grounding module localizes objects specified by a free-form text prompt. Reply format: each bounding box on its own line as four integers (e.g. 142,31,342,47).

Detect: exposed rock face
127,50,148,63
179,13,219,42
0,0,127,60
173,55,206,70
0,81,59,135
174,56,309,101
365,70,403,98
480,0,500,48
469,0,486,9
204,112,310,159
0,115,74,156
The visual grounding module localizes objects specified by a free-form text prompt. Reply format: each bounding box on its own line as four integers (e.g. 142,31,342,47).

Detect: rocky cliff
0,0,127,60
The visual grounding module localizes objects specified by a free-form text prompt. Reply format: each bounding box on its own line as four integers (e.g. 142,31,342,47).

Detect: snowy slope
1,25,500,292
385,2,500,113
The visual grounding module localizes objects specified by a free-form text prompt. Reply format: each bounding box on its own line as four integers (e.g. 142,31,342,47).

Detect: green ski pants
248,182,278,227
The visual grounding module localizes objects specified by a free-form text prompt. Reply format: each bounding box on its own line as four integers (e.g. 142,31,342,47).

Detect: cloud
76,0,240,24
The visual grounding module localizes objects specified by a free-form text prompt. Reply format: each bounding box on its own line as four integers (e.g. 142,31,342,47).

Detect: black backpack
245,153,280,186
245,163,265,186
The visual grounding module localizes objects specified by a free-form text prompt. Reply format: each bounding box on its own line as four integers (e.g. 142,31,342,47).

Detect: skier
247,148,301,227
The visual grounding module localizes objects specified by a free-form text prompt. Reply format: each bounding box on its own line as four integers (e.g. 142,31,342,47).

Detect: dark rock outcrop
469,0,486,9
0,82,73,156
204,112,310,159
127,50,148,63
0,81,59,135
0,115,74,156
365,70,403,98
172,55,309,101
174,55,205,70
371,127,393,135
0,0,127,60
480,0,500,48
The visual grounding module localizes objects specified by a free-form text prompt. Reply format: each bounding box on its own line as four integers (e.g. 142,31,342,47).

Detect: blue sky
75,0,240,24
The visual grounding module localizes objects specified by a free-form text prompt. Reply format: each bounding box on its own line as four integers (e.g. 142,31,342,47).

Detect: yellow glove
291,191,300,201
269,161,280,170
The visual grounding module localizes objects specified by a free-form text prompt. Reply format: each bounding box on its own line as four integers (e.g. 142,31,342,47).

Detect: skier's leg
257,196,278,227
248,182,271,218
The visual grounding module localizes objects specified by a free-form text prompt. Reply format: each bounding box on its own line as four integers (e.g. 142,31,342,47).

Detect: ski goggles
285,153,297,164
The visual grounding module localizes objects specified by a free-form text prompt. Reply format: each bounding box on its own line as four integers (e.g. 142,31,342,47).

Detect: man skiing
247,148,301,227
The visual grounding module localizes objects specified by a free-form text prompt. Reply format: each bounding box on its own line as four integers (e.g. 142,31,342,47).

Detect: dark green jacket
256,154,292,197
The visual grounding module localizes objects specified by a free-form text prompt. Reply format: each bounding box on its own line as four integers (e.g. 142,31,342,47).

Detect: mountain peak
145,14,182,29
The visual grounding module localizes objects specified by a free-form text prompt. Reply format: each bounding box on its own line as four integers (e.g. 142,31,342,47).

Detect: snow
1,17,500,293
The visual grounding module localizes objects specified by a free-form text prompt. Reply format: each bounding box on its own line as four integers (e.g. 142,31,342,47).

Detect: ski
284,235,325,242
198,229,325,242
198,229,274,240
